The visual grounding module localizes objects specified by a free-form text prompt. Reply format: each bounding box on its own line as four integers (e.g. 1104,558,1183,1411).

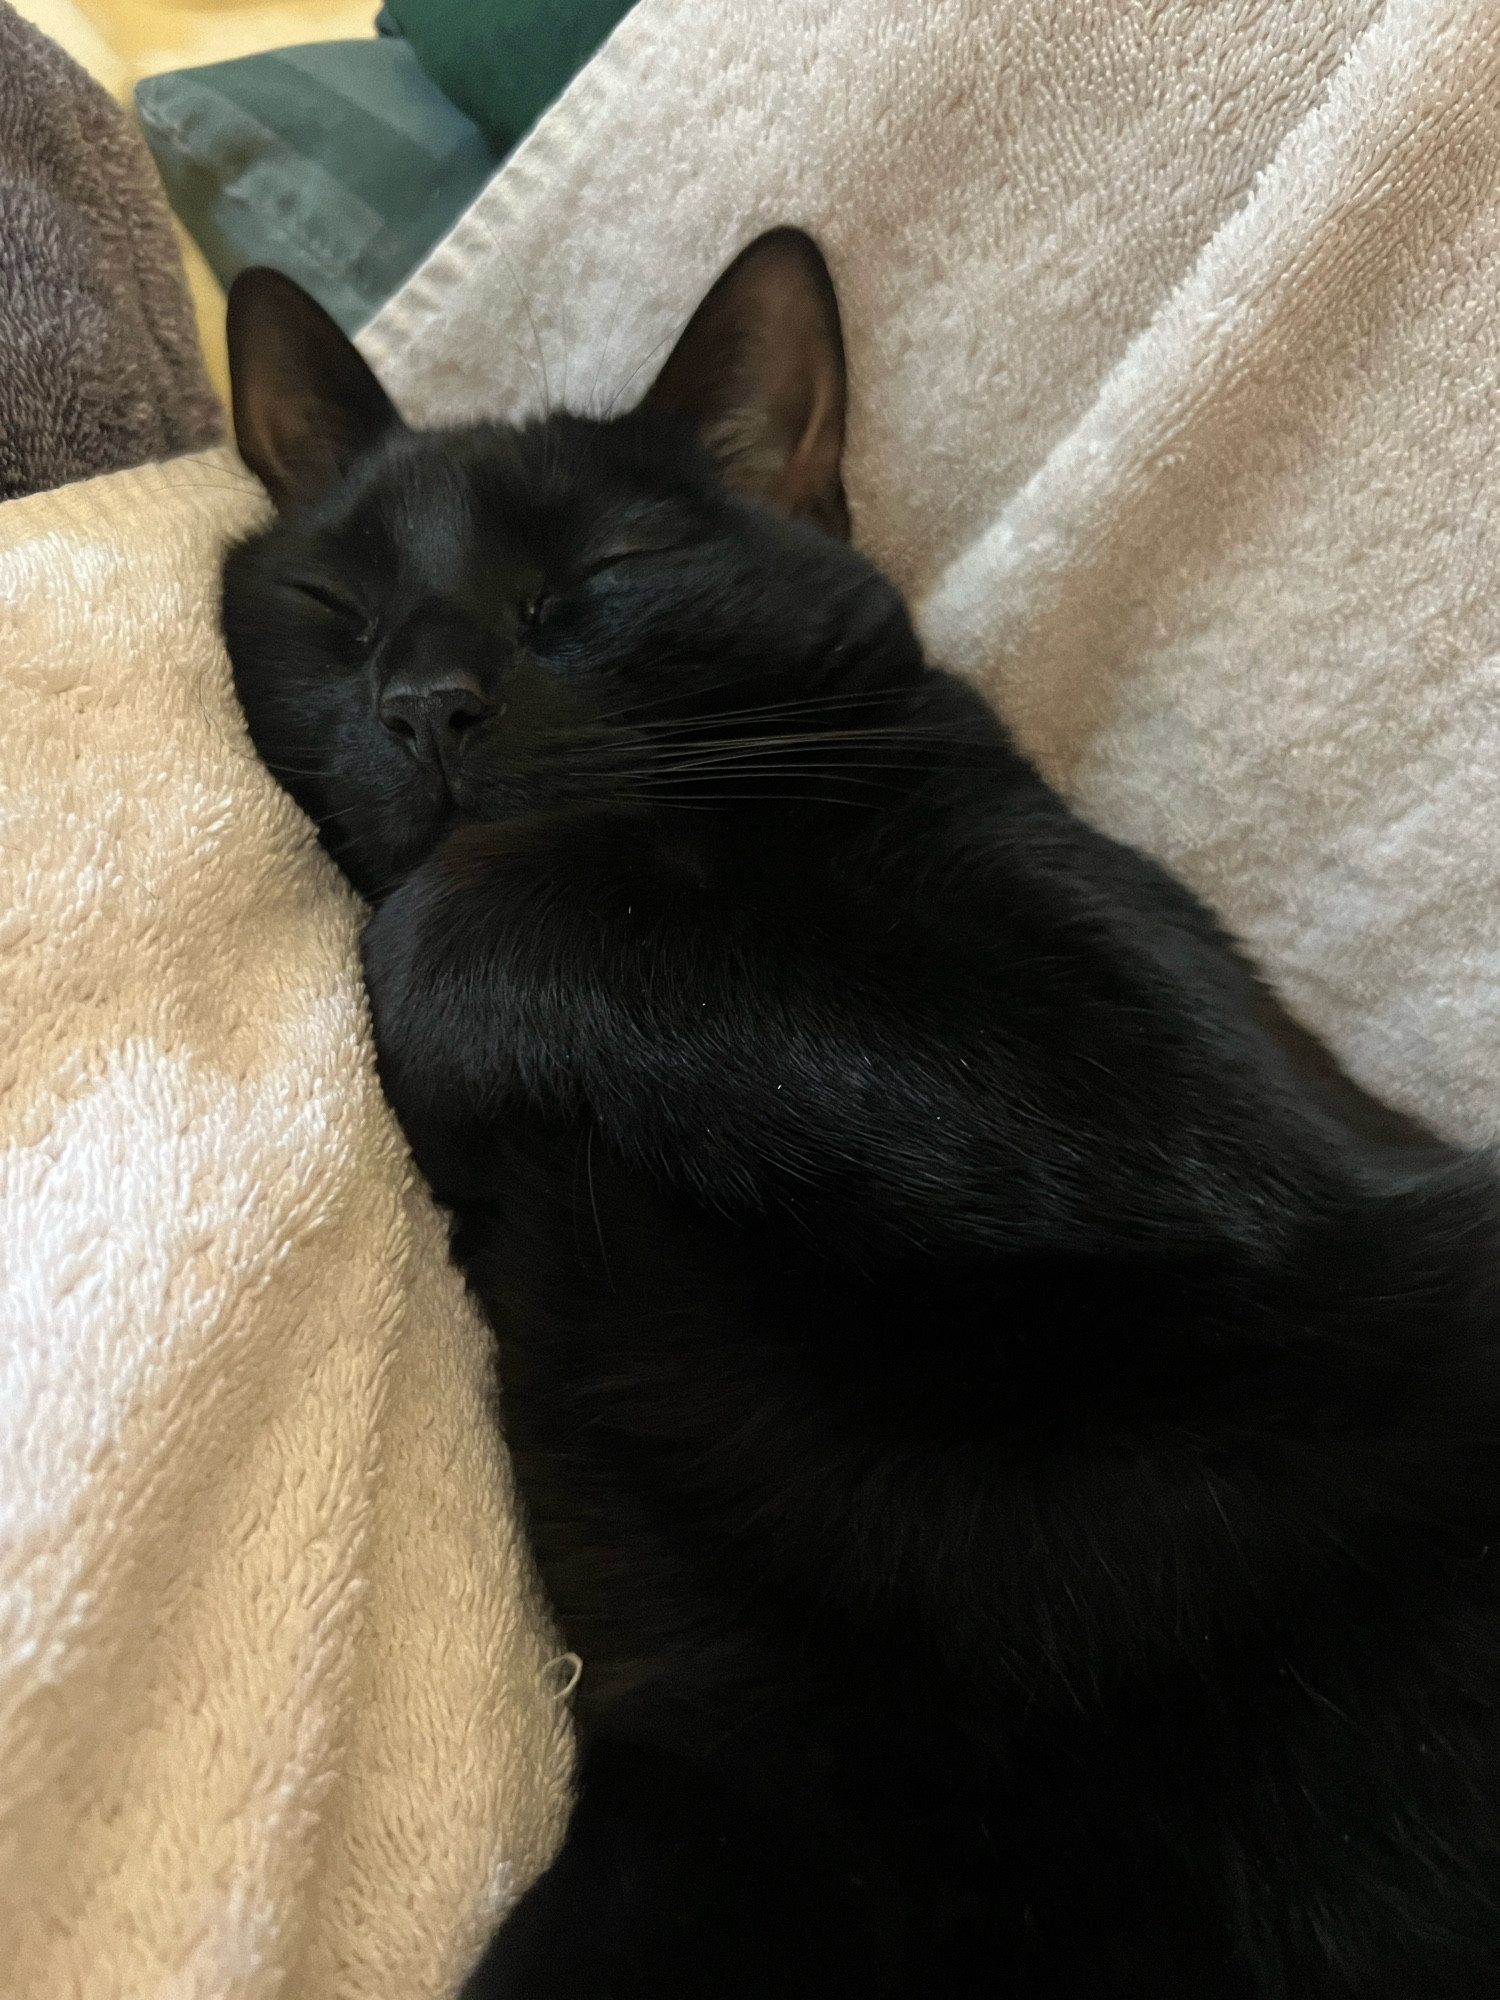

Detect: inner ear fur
646,228,850,540
227,267,404,510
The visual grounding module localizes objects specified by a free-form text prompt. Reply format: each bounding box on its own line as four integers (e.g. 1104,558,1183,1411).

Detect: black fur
221,237,1500,1996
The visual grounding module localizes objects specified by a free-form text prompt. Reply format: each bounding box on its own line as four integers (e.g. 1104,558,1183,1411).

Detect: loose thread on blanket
541,1652,584,1701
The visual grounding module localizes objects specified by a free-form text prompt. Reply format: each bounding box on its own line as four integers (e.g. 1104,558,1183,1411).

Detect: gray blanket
0,2,221,499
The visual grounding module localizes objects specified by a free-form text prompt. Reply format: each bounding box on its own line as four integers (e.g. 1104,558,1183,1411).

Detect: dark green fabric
135,40,499,334
381,0,636,154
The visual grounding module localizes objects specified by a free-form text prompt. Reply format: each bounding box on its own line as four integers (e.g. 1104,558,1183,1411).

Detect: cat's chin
325,799,460,902
444,771,564,826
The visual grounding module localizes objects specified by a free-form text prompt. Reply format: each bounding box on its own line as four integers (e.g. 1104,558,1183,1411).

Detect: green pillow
381,0,636,155
135,39,500,335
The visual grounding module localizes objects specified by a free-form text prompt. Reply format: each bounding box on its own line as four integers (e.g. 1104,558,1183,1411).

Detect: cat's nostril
378,675,493,766
447,695,485,735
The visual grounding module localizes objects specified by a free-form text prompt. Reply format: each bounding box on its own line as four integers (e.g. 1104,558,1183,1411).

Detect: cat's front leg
359,796,1019,1248
358,804,706,1206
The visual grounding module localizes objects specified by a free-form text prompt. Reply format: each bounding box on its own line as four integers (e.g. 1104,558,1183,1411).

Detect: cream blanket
6,0,1500,1994
0,456,571,1998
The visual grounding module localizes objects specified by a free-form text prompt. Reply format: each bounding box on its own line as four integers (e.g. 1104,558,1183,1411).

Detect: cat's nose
378,671,492,772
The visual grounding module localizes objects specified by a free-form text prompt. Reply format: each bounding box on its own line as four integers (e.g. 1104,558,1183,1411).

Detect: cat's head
221,229,923,898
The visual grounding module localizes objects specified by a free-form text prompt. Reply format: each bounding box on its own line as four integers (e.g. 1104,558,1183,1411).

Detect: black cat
221,231,1500,1998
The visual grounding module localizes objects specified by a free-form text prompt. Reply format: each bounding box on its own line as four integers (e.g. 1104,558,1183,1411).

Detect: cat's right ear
645,229,850,539
226,268,404,509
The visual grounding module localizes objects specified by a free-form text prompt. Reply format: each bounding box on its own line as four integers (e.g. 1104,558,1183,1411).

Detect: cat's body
222,235,1500,1997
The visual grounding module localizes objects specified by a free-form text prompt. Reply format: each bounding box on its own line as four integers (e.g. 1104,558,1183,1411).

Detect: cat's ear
226,268,404,509
645,229,850,539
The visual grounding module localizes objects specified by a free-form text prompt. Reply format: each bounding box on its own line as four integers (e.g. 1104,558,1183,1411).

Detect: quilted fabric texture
136,39,499,335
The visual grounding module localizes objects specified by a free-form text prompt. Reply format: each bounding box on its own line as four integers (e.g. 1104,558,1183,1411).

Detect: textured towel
0,452,572,1998
363,0,1500,1150
0,1,222,500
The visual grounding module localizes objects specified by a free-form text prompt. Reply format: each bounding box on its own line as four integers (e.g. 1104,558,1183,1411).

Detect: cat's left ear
645,228,850,539
226,267,405,509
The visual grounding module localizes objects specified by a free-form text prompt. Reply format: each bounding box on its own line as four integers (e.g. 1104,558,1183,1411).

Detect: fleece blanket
0,453,572,1998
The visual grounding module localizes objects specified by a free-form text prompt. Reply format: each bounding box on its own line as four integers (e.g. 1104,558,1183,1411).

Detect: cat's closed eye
289,580,375,642
520,545,684,632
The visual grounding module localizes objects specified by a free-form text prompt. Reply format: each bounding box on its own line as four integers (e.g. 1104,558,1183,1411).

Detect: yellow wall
11,0,377,405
